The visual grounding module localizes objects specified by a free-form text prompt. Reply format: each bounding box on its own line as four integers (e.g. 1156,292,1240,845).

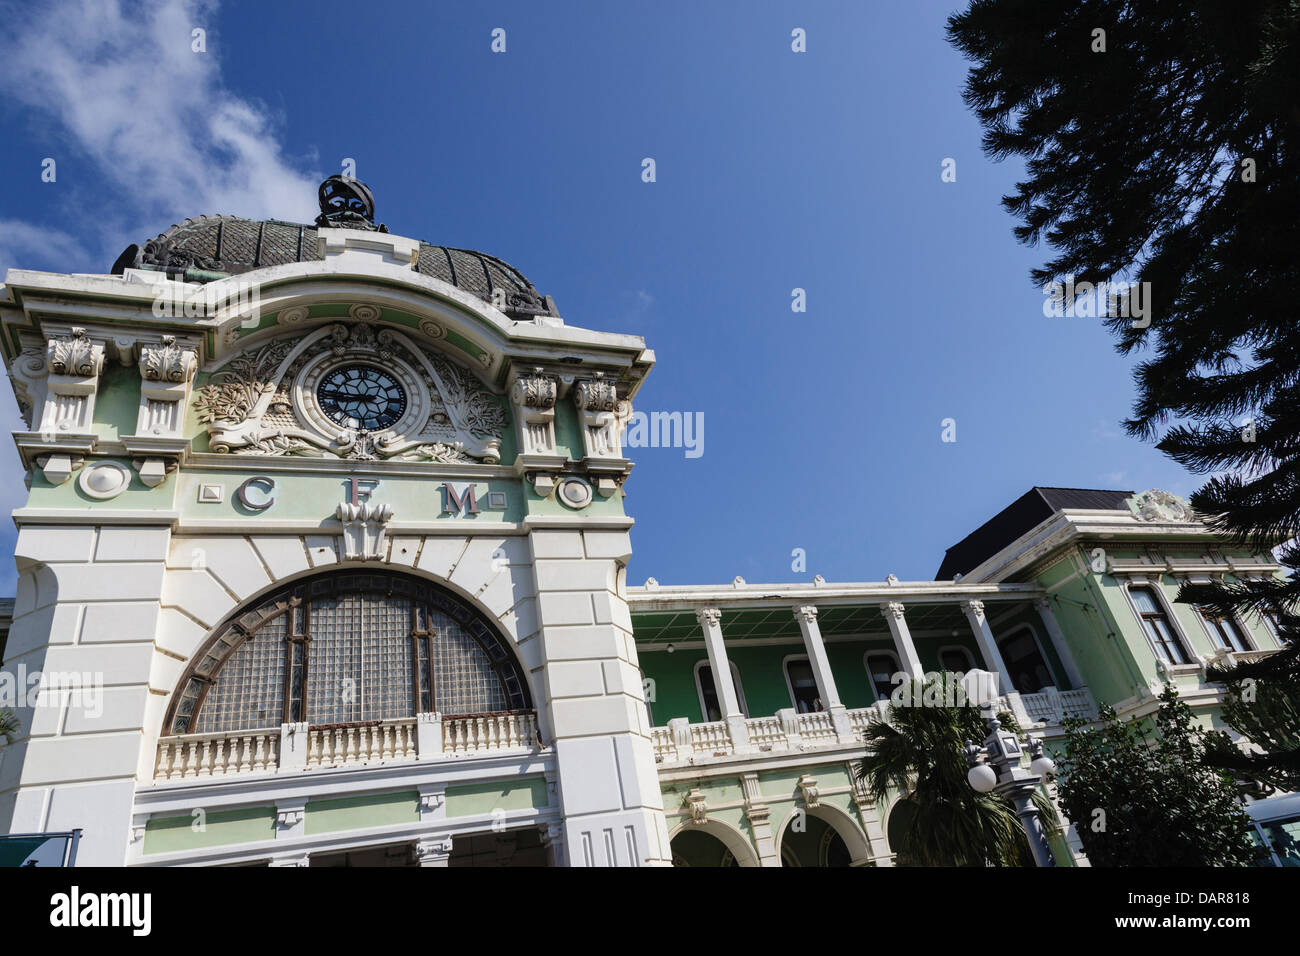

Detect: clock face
316,365,407,430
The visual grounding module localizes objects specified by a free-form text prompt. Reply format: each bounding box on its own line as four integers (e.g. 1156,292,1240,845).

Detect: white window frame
781,653,821,713
1120,579,1198,668
995,623,1059,692
694,659,748,721
1197,608,1255,654
863,650,901,703
936,644,976,675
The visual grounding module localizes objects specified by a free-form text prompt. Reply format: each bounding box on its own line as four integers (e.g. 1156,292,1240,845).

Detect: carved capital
798,774,820,809
573,374,618,412
511,370,557,409
140,335,198,383
964,599,986,616
695,607,722,629
414,835,455,863
47,328,104,378
793,604,819,624
882,601,907,621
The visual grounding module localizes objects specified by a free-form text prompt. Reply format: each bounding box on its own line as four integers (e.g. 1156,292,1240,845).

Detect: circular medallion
78,461,131,500
557,477,593,510
316,364,408,430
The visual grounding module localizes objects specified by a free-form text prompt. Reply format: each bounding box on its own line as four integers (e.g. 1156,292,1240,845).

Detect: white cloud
0,0,322,586
0,0,319,274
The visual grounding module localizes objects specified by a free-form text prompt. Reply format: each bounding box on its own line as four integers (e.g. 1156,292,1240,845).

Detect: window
939,646,975,674
997,629,1054,694
167,571,530,735
1202,611,1252,653
1129,587,1192,665
696,662,747,722
865,652,900,702
784,656,821,713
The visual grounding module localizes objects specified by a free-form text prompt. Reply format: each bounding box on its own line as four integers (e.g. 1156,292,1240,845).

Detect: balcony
153,711,540,783
650,687,1097,767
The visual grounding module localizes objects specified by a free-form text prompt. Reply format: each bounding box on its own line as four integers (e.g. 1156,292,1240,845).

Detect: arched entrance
885,798,919,866
668,821,760,867
775,805,872,867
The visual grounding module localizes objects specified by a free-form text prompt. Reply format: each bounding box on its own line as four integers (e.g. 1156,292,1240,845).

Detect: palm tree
857,675,1058,866
0,709,19,745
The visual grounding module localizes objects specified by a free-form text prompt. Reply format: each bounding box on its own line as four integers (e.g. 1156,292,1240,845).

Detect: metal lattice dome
111,175,558,320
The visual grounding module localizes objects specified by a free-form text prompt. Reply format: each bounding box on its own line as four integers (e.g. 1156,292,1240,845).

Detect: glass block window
168,571,530,735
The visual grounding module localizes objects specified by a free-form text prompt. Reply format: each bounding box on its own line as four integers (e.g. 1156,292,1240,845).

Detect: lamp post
965,716,1058,867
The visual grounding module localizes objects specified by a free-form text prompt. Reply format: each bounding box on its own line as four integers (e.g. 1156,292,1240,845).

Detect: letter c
237,476,276,511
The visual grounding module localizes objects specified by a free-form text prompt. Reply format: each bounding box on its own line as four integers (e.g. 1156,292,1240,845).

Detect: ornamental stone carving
511,371,557,410
47,328,104,379
140,335,198,383
194,322,506,463
798,774,820,808
686,788,709,825
572,372,632,494
1131,489,1196,523
336,500,395,561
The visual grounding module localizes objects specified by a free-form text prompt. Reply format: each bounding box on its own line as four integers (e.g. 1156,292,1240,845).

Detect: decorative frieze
195,322,505,462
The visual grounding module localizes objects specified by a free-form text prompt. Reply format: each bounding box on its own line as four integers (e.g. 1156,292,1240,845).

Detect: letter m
442,482,480,515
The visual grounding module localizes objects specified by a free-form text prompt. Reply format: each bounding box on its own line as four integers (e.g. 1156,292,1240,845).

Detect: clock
316,365,408,430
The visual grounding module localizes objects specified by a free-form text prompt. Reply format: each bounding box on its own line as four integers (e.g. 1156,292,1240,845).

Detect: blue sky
0,0,1195,594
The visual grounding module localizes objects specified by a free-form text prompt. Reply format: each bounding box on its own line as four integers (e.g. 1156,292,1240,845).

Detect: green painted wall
143,805,275,855
640,649,705,724
305,789,419,835
444,777,548,817
92,364,140,442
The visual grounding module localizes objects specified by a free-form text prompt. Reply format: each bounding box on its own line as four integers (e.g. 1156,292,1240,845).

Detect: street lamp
964,716,1057,867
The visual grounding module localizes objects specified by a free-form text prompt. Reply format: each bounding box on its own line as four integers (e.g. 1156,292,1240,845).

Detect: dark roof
111,215,559,320
935,487,1134,580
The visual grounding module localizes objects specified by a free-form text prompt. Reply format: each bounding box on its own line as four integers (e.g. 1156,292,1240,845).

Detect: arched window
695,661,748,722
996,625,1054,694
864,651,900,702
938,646,975,674
784,655,821,713
167,570,530,735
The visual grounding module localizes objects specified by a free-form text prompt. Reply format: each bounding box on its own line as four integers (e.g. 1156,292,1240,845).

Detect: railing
650,689,1100,766
306,719,418,770
650,726,677,762
155,728,281,781
745,715,789,753
153,710,540,783
1059,688,1098,719
443,712,538,754
689,721,732,756
795,710,837,744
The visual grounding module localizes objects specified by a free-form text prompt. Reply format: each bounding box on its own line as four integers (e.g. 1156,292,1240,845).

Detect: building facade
0,180,1285,866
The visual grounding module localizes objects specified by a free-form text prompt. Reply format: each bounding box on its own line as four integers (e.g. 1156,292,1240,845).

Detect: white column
880,602,924,678
963,600,1015,696
1034,598,1087,690
415,835,455,867
696,607,750,753
793,605,854,742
